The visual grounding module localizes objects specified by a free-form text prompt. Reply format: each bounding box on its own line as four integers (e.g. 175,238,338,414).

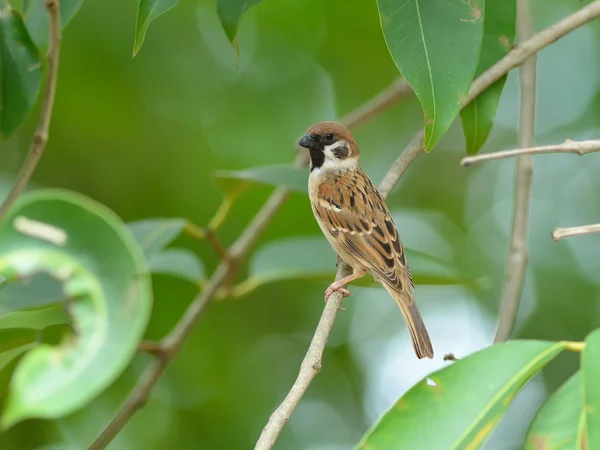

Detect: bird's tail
386,287,434,359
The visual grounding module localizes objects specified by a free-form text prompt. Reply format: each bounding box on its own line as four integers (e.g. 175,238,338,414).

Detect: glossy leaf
582,329,600,448
461,0,516,154
0,329,37,372
249,236,466,288
23,0,84,49
133,0,180,56
525,372,582,450
0,9,42,140
0,189,152,428
217,0,262,46
376,0,484,150
128,218,204,283
215,164,308,194
356,341,566,449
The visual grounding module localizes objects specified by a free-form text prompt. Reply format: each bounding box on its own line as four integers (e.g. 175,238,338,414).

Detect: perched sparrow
298,121,434,359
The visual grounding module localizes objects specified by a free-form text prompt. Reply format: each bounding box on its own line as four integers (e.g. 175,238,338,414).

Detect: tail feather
389,290,434,359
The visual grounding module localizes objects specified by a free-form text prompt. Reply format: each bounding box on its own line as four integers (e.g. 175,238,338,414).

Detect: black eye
325,132,334,141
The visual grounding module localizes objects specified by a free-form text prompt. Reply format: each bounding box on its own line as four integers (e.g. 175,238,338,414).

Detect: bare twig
255,3,600,447
461,139,600,166
89,79,415,450
0,0,62,223
494,0,536,344
552,223,600,242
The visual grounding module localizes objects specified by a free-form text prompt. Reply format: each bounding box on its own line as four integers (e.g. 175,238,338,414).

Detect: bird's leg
324,268,366,302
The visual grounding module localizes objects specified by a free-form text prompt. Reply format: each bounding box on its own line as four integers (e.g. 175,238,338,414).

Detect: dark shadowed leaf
461,0,516,154
0,273,63,314
356,341,566,449
215,164,308,194
0,329,37,372
525,372,583,450
217,0,262,46
0,189,152,428
0,9,42,140
582,329,600,448
376,0,484,150
133,0,180,56
0,304,69,331
23,0,85,49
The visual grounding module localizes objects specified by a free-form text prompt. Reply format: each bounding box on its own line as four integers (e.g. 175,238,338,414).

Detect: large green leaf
582,329,600,448
0,304,69,331
0,189,152,428
0,9,42,140
460,0,516,154
356,341,566,449
217,0,262,47
133,0,180,56
0,272,63,314
128,218,205,283
214,164,308,195
525,372,583,450
249,236,466,289
376,0,484,150
23,0,85,49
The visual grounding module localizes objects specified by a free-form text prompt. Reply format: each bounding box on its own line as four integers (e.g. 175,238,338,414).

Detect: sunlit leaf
128,218,204,283
525,372,582,450
215,164,308,194
582,329,600,448
23,0,84,49
461,0,516,154
356,341,566,449
133,0,180,56
0,9,42,140
217,0,261,47
249,236,466,288
0,329,37,372
0,189,152,428
376,0,484,150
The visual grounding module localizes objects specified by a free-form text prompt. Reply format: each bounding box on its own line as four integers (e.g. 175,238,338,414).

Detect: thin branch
461,139,600,166
0,0,62,223
552,223,600,242
494,0,536,343
255,2,600,447
89,74,415,450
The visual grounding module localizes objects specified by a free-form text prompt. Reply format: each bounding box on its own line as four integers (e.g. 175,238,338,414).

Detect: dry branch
552,223,600,242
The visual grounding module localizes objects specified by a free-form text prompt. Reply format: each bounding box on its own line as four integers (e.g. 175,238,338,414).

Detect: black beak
298,133,319,150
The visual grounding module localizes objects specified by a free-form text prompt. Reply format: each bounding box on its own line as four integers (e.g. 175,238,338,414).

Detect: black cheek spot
333,144,349,159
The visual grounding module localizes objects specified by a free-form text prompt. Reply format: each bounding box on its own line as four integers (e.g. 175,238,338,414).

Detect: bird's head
298,121,360,173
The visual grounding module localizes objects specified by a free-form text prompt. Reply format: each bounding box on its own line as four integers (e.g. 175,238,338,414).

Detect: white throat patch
311,140,358,176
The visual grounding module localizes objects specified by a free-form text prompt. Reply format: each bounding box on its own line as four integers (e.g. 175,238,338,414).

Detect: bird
297,121,434,359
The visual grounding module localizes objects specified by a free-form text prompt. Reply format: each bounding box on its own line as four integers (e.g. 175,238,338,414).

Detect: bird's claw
324,284,350,310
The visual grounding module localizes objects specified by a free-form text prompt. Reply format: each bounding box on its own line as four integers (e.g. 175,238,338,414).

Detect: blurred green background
2,0,600,448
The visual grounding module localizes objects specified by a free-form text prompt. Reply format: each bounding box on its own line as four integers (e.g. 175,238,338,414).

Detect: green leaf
0,329,37,372
0,189,152,428
582,329,600,448
127,218,204,283
460,0,516,154
133,0,180,56
0,304,69,331
249,236,466,288
23,0,84,49
525,372,582,450
214,164,308,194
217,0,262,46
147,248,204,283
0,272,64,314
0,9,42,140
356,341,566,449
127,218,186,256
376,0,484,150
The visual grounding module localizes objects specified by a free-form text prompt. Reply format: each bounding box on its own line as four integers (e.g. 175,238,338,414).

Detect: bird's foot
324,282,350,310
